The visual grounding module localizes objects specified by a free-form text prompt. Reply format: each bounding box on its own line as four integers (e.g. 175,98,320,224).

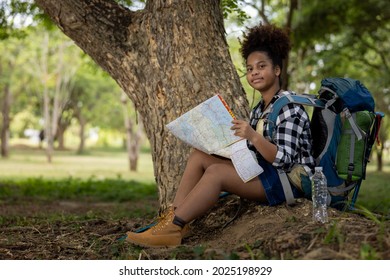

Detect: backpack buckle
343,107,352,119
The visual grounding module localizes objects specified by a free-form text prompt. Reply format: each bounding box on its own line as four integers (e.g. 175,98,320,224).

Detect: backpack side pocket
336,111,375,181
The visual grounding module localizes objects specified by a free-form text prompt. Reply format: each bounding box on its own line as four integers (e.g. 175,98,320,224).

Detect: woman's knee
188,149,218,169
203,164,231,184
188,149,205,161
186,149,203,165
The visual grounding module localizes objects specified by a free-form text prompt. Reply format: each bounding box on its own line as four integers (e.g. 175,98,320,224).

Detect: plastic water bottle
312,167,328,223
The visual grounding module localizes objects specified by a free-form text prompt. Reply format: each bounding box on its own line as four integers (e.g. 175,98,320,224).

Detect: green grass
356,171,390,215
357,158,390,215
0,146,155,183
0,145,389,215
0,177,157,202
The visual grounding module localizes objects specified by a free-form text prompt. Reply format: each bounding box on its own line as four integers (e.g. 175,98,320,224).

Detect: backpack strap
367,112,384,150
341,111,361,181
278,169,296,205
316,109,337,165
267,93,325,205
343,108,364,141
363,112,384,180
349,179,363,210
267,93,325,139
319,86,339,109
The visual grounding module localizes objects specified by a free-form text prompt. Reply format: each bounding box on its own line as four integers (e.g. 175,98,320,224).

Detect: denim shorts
257,156,304,206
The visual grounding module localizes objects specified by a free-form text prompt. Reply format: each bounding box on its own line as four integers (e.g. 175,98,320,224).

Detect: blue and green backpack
268,77,384,210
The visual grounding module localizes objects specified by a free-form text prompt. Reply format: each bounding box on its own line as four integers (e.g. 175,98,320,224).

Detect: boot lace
153,209,174,232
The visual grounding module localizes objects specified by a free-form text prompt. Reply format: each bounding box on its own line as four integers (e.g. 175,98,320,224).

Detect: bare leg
174,153,267,223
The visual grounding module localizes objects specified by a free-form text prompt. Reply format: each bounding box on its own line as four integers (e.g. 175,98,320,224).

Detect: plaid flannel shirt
248,91,315,173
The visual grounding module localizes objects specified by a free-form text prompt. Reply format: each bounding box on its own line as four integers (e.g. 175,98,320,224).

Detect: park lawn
0,146,389,215
0,146,155,183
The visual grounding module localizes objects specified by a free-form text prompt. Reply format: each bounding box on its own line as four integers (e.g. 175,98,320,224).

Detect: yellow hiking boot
160,207,191,238
125,208,185,248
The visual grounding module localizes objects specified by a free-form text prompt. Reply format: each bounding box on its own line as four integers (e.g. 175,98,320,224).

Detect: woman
125,24,315,247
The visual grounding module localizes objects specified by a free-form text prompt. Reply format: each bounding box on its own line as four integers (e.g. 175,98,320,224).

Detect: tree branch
352,32,390,73
34,0,136,73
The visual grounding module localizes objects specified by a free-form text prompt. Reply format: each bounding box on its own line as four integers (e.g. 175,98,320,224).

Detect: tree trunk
377,127,387,172
129,123,142,171
377,149,383,172
56,123,66,150
40,32,53,163
122,94,134,171
133,118,144,171
121,94,142,171
1,81,11,158
128,117,142,172
52,44,65,151
1,58,16,158
76,112,86,155
282,0,298,90
35,0,248,208
376,140,384,172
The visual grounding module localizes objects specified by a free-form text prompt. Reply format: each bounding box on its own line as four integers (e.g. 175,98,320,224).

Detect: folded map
166,95,263,182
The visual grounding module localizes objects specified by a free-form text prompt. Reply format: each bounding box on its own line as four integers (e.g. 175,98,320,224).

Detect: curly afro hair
240,24,291,69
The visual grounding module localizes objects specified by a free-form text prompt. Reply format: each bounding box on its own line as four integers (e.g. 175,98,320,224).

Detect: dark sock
172,215,186,228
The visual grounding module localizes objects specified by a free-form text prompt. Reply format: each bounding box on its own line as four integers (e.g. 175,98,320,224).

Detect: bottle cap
315,166,323,171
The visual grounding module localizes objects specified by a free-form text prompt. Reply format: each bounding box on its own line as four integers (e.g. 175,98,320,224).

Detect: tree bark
75,109,86,155
35,0,248,208
56,122,66,150
282,0,298,90
121,93,142,171
376,135,385,172
1,78,11,158
129,118,143,171
1,58,16,158
377,149,383,172
40,32,53,163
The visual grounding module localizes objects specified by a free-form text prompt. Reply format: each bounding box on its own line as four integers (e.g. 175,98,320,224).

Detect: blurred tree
0,0,144,157
25,28,81,162
69,57,123,154
0,36,23,157
0,0,37,39
121,92,143,171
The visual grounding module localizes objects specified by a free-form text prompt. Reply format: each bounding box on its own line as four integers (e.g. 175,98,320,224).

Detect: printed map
166,95,263,182
166,95,240,154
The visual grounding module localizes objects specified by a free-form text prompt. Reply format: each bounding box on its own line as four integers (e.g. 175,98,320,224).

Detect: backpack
267,77,384,210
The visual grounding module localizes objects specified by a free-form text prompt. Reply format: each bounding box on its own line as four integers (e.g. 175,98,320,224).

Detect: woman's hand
231,119,257,140
232,119,277,163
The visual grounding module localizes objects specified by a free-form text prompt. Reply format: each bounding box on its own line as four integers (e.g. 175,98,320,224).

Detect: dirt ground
0,195,389,260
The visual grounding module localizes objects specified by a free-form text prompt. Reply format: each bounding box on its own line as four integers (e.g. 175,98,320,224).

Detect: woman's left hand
231,119,257,140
